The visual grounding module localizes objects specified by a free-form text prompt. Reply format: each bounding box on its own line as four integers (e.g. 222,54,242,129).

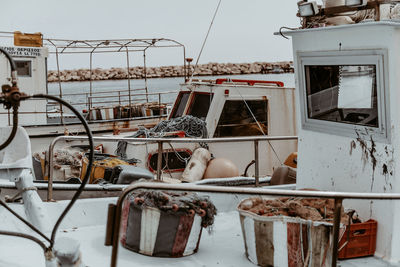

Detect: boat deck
0,205,395,267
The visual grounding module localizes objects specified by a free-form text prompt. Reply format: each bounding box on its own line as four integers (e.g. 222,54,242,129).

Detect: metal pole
125,46,132,109
55,48,64,124
158,93,161,113
89,51,93,110
254,140,259,187
183,46,187,82
47,144,54,201
331,198,343,267
143,50,149,102
157,141,163,180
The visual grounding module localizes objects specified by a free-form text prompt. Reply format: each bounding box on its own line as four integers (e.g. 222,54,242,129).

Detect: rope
188,0,222,84
233,85,283,165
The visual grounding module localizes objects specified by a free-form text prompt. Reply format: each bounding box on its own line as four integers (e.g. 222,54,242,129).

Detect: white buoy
181,148,211,183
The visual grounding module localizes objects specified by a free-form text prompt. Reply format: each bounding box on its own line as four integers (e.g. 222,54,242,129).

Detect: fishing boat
5,1,400,266
0,31,184,153
0,31,298,189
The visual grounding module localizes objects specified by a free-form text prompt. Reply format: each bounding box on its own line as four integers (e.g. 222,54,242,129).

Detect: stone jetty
47,61,293,82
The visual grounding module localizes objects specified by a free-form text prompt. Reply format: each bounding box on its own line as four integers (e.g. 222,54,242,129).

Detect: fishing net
132,115,207,138
115,115,208,158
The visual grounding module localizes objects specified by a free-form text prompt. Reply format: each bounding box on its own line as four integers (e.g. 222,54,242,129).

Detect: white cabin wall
0,47,48,126
291,25,400,262
387,27,400,264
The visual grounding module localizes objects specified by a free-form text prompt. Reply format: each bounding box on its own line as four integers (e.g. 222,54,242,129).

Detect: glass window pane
305,65,377,127
214,100,268,137
187,93,213,120
170,92,190,118
15,60,31,77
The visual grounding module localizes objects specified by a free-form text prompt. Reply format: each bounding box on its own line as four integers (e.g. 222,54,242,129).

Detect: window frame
213,96,269,137
14,60,32,77
169,91,191,119
185,91,214,119
297,49,390,142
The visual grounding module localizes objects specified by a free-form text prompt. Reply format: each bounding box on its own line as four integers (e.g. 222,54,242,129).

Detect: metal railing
108,182,400,267
87,90,176,108
46,135,298,201
48,89,177,111
0,90,177,126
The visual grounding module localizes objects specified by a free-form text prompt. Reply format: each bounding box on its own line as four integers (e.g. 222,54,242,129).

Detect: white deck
0,204,394,267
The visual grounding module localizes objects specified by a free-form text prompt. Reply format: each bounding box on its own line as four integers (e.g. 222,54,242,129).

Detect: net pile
128,190,217,227
133,115,207,138
116,115,208,158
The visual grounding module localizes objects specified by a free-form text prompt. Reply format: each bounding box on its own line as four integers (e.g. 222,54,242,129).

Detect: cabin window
170,91,190,118
15,60,32,77
148,149,192,173
214,100,268,137
305,65,377,127
186,92,213,120
298,50,389,142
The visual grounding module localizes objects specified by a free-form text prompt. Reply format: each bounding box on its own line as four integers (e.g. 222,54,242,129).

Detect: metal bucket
238,198,334,267
120,199,203,257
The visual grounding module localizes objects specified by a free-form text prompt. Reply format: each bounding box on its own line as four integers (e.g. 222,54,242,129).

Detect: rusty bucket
238,198,334,267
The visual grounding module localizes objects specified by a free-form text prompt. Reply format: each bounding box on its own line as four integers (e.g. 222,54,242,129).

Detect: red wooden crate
338,219,377,259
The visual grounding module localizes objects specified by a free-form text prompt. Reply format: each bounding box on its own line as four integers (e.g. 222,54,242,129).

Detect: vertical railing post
143,50,149,102
254,140,259,187
125,46,132,109
89,51,93,110
331,198,343,267
55,48,64,124
118,91,121,105
157,141,163,180
47,146,54,201
86,93,89,110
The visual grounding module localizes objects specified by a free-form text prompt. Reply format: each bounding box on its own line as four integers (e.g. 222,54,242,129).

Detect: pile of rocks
47,61,293,82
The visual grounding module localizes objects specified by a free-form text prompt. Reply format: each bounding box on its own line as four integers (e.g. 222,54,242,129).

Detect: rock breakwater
48,61,293,82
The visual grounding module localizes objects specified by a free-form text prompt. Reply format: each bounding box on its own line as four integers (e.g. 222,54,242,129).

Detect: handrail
215,78,285,87
46,135,298,201
108,182,400,267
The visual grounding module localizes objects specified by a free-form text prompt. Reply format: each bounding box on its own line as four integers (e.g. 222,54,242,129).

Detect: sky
1,0,300,70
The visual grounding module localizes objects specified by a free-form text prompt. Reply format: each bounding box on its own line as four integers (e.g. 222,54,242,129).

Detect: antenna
188,0,222,84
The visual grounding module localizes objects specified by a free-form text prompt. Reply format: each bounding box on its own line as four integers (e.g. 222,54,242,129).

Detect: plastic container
338,220,377,259
238,198,334,267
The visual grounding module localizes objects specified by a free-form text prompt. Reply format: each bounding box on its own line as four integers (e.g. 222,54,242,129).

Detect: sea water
47,73,295,111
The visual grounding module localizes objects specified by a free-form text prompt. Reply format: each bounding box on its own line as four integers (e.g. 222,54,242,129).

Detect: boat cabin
0,36,48,126
111,78,297,179
284,21,400,263
171,78,294,138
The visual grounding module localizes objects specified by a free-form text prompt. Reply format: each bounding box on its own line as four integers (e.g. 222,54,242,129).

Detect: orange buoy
283,152,297,169
203,158,239,179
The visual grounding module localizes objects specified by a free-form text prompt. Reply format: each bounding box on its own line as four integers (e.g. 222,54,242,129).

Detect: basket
120,191,216,257
338,219,377,259
238,198,334,267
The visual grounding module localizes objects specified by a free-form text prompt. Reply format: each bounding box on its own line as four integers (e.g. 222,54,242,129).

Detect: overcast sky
2,0,300,70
